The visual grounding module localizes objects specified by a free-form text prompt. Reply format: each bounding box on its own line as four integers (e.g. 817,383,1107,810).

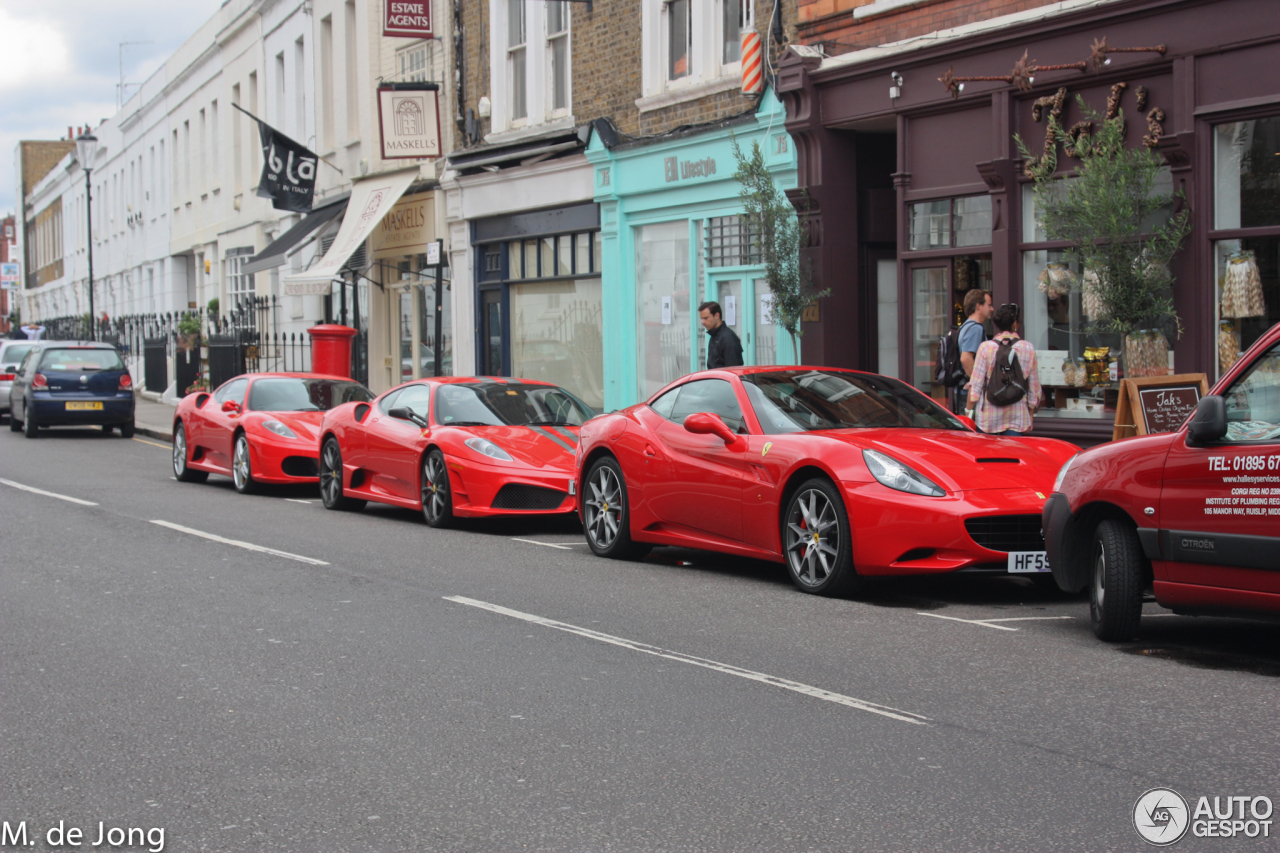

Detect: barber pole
741,31,763,94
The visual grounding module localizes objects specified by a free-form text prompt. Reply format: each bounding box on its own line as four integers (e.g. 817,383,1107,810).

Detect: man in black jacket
699,301,743,369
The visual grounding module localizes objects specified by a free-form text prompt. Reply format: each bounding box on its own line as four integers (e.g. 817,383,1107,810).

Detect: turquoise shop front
587,89,799,413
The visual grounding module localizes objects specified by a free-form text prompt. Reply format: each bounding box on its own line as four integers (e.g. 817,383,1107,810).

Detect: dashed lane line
149,520,329,566
0,478,99,506
284,499,315,504
446,595,930,725
917,612,1075,631
511,538,574,550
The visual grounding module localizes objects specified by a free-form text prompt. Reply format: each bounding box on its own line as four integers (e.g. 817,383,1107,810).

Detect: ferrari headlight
465,436,513,462
1053,455,1078,493
862,449,945,497
262,420,297,439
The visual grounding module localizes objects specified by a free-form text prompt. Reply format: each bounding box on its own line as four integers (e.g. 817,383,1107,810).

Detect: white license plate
1007,551,1050,573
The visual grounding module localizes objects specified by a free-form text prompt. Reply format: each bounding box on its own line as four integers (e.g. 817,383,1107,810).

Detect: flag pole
232,102,344,176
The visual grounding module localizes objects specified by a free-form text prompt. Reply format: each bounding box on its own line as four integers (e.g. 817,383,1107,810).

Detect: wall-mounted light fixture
889,72,903,100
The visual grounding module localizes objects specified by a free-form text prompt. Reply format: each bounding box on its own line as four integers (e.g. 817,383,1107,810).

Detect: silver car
0,339,39,419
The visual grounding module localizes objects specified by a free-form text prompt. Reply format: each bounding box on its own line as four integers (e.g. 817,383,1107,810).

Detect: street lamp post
76,130,98,340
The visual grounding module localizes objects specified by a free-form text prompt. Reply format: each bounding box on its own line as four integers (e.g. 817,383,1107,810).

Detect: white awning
282,166,420,295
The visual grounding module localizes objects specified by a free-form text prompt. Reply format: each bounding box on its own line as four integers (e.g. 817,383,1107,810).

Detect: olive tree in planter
732,138,828,362
1018,102,1191,377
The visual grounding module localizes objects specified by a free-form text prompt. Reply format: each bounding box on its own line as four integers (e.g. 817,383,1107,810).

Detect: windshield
743,370,966,433
37,348,126,372
1,343,36,369
247,377,373,412
434,383,595,427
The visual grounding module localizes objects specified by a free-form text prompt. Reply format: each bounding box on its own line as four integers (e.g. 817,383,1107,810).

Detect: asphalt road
2,424,1277,852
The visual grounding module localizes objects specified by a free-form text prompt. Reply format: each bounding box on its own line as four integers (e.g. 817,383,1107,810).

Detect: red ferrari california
575,367,1080,595
172,373,373,493
317,377,593,526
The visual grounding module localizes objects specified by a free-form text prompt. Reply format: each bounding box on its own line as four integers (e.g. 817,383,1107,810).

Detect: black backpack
934,320,976,388
985,337,1029,407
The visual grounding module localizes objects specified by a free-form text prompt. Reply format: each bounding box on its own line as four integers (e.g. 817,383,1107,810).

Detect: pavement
134,391,176,441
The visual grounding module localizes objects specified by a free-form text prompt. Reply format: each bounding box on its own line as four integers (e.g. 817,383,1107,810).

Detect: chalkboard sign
1112,373,1210,441
1138,385,1201,434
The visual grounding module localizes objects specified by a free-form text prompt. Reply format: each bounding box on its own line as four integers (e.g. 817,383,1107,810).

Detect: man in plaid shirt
966,303,1042,436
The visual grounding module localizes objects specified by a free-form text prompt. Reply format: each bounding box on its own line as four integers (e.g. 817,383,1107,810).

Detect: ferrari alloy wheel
319,438,364,511
1089,519,1144,642
232,433,259,495
783,478,862,596
172,423,208,483
421,449,455,528
583,456,650,560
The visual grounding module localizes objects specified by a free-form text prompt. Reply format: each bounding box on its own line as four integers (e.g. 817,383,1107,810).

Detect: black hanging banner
255,122,318,211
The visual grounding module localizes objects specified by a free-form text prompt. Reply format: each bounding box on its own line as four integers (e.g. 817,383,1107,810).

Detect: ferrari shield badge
762,441,773,457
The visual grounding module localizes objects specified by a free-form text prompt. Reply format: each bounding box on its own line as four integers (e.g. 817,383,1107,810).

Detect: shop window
1214,118,1280,231
511,279,603,410
908,195,992,251
1020,250,1122,421
507,234,598,279
1215,237,1278,377
636,221,690,400
707,215,761,267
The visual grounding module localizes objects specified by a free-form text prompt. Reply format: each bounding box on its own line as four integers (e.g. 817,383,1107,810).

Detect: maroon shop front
778,0,1280,445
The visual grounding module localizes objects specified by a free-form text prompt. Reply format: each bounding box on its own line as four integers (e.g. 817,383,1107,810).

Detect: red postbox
307,324,358,378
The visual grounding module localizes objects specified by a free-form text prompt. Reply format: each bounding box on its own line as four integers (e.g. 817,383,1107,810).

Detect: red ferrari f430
575,367,1080,595
172,373,373,493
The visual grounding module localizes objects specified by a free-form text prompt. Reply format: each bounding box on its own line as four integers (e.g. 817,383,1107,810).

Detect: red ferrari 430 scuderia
317,377,593,526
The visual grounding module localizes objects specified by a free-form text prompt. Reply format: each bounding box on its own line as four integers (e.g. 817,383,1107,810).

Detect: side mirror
221,400,241,414
388,406,428,427
956,414,977,431
683,412,741,446
1187,395,1227,445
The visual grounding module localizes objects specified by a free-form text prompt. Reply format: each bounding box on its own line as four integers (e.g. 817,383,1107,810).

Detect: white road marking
284,499,314,504
978,616,1075,623
917,612,1020,631
149,520,329,566
0,478,99,506
511,538,573,550
445,596,929,725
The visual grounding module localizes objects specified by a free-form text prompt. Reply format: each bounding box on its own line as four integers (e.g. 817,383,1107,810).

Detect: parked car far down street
0,339,40,420
7,342,136,438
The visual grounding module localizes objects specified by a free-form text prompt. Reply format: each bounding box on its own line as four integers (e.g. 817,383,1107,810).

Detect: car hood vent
975,457,1021,464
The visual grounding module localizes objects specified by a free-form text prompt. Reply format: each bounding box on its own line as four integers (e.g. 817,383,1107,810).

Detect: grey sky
2,0,224,217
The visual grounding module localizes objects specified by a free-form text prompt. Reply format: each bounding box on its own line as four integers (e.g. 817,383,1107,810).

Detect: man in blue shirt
958,289,992,415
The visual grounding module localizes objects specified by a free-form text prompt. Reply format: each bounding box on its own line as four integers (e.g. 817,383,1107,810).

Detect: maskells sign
384,0,432,38
377,86,442,160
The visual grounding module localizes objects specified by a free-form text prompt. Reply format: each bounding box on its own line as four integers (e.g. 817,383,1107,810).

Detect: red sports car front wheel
783,479,863,596
583,456,650,561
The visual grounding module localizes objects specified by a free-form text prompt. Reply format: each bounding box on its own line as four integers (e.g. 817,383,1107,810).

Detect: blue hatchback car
8,342,136,438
